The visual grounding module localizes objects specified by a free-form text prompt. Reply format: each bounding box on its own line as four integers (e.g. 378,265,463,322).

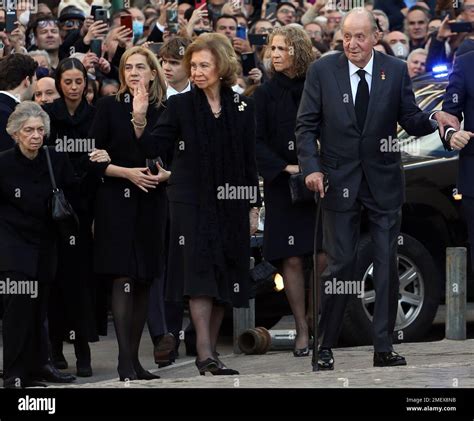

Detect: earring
219,77,223,80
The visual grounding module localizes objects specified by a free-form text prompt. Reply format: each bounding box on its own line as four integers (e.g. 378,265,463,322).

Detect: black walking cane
311,174,328,372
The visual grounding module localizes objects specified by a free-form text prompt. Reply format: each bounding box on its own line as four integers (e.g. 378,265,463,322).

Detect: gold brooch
238,101,247,112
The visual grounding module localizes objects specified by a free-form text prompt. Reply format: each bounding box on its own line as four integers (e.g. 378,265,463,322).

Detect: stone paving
52,338,474,389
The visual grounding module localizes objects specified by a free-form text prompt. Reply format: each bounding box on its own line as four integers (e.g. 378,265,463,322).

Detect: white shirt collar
0,91,21,103
348,50,375,77
166,81,191,98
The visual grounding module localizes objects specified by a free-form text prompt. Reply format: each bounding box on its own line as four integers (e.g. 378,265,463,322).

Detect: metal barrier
445,247,467,340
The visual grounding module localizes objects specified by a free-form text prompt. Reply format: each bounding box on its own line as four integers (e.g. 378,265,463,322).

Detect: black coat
138,89,260,307
43,98,103,209
89,94,168,281
43,98,103,341
0,93,18,153
0,145,76,281
254,73,316,261
442,50,474,197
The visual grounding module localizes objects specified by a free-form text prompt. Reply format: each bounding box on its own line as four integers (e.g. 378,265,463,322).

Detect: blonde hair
182,33,239,88
267,25,315,78
117,46,167,108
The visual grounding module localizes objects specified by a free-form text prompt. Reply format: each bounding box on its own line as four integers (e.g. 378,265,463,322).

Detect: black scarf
193,86,249,294
272,72,306,108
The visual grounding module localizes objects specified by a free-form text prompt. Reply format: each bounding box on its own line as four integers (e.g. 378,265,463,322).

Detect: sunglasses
61,20,82,28
36,19,59,28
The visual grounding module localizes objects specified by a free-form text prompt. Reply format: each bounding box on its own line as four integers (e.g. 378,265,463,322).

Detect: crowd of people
0,0,473,387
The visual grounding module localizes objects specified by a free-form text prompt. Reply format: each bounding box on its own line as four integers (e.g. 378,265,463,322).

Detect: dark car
248,71,473,345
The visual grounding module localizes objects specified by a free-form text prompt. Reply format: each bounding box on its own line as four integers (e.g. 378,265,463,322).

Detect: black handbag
288,173,316,204
43,146,79,238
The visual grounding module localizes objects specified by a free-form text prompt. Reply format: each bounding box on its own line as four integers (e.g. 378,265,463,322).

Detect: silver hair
28,50,51,67
407,48,428,62
341,7,379,34
6,101,50,139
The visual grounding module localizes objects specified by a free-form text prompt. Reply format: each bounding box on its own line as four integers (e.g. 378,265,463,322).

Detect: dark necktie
355,69,370,131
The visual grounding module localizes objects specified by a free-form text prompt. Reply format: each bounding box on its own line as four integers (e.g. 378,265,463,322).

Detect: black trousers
462,195,474,268
319,176,401,352
147,272,167,339
2,272,49,386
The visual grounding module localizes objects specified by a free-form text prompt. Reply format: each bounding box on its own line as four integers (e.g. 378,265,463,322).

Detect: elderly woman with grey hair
0,101,80,388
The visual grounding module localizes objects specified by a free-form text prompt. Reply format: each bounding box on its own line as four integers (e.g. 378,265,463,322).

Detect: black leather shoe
374,351,407,367
318,348,334,370
33,364,76,383
196,358,238,376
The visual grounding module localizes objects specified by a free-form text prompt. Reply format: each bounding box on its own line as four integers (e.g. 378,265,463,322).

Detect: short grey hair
6,101,50,139
28,50,51,67
341,7,379,34
407,48,427,62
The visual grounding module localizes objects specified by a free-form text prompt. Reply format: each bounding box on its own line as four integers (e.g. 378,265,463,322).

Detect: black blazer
0,145,75,280
138,89,261,207
296,50,436,211
442,51,474,198
0,93,18,153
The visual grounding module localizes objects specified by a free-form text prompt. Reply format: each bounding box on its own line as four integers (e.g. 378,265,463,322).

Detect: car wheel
339,233,441,346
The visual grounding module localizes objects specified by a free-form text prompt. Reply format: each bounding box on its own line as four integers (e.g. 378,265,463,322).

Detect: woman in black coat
254,26,317,356
135,33,261,375
0,102,75,388
89,46,170,381
43,58,110,377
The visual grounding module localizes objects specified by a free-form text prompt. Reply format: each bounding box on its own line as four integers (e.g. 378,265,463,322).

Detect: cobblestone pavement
52,338,474,389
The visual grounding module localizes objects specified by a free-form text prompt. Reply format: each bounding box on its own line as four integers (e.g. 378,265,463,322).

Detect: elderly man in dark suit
296,7,456,370
440,50,474,268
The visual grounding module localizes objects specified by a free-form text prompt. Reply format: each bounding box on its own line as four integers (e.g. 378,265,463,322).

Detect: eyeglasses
256,27,273,34
306,30,321,37
278,8,295,15
327,17,342,23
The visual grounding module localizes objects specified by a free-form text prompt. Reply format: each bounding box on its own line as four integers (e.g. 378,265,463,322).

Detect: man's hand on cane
305,171,325,198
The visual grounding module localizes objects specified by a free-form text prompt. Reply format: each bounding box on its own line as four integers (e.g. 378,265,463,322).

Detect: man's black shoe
318,348,334,370
374,351,407,367
33,364,76,383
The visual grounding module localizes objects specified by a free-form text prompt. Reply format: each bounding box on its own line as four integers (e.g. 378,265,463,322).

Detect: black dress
254,72,317,262
89,94,168,283
138,87,260,308
43,98,104,340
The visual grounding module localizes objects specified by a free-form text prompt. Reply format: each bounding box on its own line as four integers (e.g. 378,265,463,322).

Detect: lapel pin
381,70,386,81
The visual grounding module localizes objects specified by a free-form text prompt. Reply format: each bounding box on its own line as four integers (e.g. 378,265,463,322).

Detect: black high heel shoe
196,357,239,376
213,352,239,375
293,347,310,357
135,368,160,380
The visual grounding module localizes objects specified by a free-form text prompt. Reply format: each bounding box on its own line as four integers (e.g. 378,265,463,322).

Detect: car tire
339,233,441,346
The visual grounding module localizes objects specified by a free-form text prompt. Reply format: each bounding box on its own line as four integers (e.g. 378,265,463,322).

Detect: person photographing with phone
426,0,474,70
